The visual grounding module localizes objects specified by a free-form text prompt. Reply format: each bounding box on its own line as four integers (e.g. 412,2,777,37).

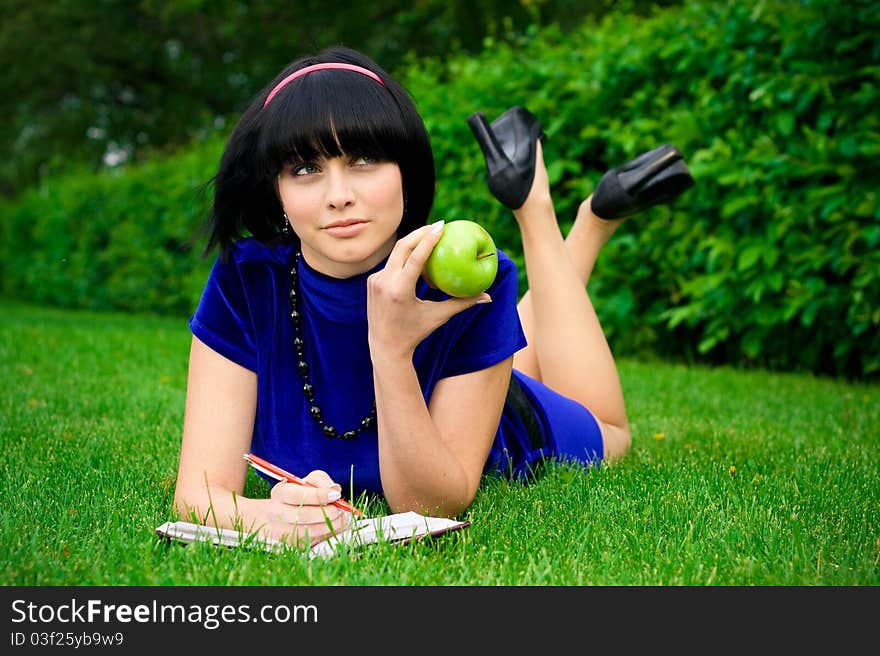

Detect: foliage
0,0,675,196
1,0,878,378
411,0,880,378
0,140,222,315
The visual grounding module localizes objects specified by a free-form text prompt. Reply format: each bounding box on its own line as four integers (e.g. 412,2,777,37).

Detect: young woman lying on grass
173,45,694,547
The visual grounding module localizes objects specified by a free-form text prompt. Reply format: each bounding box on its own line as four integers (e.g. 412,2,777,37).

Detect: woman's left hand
367,221,490,364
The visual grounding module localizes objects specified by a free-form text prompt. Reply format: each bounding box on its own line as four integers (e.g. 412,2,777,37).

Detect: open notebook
156,511,469,559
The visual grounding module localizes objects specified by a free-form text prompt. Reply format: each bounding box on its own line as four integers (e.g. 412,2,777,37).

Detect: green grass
1,298,878,586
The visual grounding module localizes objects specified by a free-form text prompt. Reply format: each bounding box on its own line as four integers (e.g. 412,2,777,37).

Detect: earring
282,212,290,235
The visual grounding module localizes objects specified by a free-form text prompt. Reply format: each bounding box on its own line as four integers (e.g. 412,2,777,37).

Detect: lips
324,219,368,229
323,219,369,237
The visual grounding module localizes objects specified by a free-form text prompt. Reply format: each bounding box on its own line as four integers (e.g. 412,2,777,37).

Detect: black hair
203,46,435,261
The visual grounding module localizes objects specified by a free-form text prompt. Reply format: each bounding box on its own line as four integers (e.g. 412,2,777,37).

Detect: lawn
1,299,877,586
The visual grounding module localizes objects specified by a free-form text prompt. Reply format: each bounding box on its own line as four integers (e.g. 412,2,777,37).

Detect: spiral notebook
156,511,469,559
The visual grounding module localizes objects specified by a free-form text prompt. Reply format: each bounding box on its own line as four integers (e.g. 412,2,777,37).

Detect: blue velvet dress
190,238,602,497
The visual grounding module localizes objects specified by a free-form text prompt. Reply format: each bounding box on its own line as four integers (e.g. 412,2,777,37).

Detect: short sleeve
189,255,258,372
432,250,527,378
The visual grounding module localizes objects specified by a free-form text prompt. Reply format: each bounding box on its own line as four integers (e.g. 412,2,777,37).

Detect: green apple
423,220,498,297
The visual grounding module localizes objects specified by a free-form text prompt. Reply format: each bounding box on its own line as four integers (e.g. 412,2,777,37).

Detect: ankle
579,196,625,230
513,193,554,224
571,197,624,247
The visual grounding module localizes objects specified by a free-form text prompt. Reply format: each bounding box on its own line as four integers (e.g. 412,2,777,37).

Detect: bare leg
511,142,630,458
514,195,620,377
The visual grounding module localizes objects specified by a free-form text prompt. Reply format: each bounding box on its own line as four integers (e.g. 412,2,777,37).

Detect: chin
330,240,384,262
309,234,396,276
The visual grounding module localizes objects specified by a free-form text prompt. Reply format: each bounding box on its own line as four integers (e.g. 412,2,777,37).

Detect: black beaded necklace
289,251,377,440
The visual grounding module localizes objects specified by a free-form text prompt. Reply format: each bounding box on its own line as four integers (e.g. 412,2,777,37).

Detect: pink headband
263,62,385,107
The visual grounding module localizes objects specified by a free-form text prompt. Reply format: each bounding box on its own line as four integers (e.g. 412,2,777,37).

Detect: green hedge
415,0,880,378
1,142,222,316
2,0,878,378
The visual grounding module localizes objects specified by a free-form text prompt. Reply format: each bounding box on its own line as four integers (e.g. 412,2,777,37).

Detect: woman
173,45,693,547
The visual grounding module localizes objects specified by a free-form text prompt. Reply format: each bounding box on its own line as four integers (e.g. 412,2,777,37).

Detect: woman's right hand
367,222,491,365
258,470,352,547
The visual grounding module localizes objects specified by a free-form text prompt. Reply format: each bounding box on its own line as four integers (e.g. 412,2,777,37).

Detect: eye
287,161,319,176
351,155,378,167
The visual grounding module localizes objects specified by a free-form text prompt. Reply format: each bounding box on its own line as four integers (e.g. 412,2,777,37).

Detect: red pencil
243,453,364,517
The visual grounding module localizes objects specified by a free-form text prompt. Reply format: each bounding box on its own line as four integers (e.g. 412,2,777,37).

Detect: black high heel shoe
467,105,544,210
590,144,694,220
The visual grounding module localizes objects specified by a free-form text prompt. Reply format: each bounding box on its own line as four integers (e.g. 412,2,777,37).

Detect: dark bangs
205,46,436,260
257,73,411,177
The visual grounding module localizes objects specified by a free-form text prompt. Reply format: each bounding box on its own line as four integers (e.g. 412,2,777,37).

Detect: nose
325,165,355,210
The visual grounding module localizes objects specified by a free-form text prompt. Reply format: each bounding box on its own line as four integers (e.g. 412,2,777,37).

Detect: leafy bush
411,0,880,378
2,0,877,378
1,141,222,316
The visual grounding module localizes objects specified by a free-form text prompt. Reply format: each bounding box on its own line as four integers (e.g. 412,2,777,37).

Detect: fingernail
476,294,492,304
327,490,341,502
430,219,445,235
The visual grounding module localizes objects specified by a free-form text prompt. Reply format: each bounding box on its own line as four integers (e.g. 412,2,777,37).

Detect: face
277,153,404,278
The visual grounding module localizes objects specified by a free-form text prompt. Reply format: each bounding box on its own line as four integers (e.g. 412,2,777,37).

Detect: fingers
301,469,340,490
404,220,446,279
383,223,431,270
275,503,347,527
282,517,352,548
270,478,341,507
269,480,351,536
274,506,353,548
266,473,353,548
384,220,444,275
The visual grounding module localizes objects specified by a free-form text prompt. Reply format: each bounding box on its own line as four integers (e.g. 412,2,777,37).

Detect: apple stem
477,253,497,261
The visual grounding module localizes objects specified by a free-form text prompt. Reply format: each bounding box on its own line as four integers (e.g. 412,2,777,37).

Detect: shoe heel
468,106,543,210
468,111,529,209
617,145,682,192
591,144,694,220
467,112,511,181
